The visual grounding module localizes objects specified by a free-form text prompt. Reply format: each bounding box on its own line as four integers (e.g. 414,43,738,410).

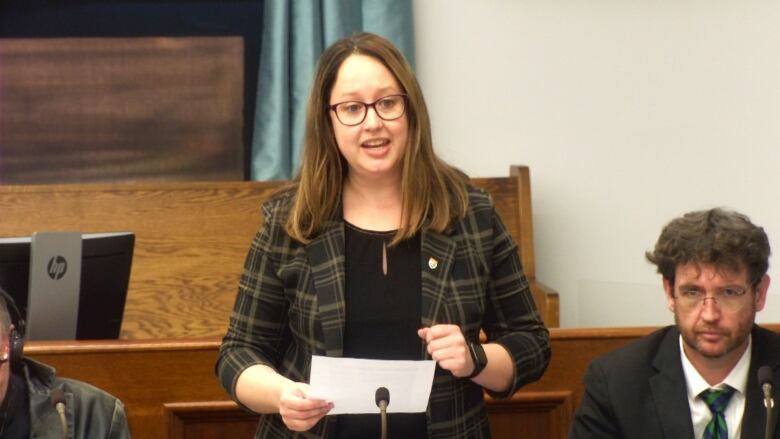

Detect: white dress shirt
680,334,751,439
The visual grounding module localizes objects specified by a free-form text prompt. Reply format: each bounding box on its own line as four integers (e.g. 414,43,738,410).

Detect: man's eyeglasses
674,287,751,313
328,94,408,126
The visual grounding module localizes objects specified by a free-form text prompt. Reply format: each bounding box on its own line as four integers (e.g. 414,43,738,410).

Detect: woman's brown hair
286,32,468,244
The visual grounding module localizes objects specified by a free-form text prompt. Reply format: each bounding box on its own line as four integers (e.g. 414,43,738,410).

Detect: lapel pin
428,257,438,270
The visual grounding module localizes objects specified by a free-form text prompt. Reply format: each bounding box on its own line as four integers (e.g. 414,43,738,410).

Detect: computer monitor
0,232,134,340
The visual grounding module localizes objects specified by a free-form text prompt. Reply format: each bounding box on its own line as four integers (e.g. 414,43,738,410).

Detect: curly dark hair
646,208,771,287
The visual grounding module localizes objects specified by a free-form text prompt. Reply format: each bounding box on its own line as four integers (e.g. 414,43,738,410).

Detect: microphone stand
50,389,68,439
765,389,775,439
379,398,388,439
759,366,775,439
375,387,389,439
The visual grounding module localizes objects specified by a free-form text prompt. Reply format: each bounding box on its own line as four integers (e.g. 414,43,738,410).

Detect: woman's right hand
278,382,333,432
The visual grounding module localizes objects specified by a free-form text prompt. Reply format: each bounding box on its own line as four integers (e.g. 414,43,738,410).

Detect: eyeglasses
674,287,751,313
328,94,408,126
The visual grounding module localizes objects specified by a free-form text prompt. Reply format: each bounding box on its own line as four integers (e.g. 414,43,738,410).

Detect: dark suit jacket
217,185,551,438
569,325,780,439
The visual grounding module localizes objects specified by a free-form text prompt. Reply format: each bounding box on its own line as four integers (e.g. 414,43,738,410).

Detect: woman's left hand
417,324,474,377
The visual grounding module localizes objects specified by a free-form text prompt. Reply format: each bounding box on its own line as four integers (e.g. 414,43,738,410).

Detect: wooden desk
32,325,767,438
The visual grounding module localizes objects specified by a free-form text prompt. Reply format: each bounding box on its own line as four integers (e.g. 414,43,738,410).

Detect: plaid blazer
217,185,551,438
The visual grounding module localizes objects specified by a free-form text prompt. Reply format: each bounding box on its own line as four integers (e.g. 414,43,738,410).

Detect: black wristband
467,342,488,378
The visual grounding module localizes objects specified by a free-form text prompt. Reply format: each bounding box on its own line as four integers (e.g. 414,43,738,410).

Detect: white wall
413,0,780,327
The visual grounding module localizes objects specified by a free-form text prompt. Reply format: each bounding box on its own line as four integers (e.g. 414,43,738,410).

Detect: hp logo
47,256,68,280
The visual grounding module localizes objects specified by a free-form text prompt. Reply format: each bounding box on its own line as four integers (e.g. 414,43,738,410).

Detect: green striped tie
700,386,735,439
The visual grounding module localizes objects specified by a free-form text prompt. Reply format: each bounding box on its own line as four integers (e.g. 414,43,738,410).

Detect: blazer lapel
306,222,458,358
305,219,346,357
743,326,780,439
649,328,696,438
419,228,456,328
770,365,780,439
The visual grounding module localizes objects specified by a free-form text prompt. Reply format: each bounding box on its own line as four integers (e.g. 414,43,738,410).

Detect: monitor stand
27,231,81,340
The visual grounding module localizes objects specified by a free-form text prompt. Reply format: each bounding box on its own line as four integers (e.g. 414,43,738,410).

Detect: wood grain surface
0,37,244,183
0,167,559,339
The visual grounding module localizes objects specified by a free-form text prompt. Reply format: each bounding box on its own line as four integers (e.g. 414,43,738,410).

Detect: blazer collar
650,325,780,439
419,227,456,327
649,326,697,438
305,217,347,357
742,325,780,439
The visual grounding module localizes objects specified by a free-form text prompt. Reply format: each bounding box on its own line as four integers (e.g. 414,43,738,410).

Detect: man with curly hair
570,208,780,439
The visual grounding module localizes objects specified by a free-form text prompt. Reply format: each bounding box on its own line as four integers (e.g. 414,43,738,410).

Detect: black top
335,222,428,439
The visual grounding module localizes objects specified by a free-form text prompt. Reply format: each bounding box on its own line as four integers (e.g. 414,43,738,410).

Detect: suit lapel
305,219,346,357
743,326,780,439
772,364,780,439
771,364,780,439
649,327,696,438
420,228,456,328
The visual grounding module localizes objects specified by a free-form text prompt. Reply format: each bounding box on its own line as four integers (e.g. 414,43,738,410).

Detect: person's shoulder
56,376,124,407
261,184,297,223
453,185,494,234
263,183,297,209
752,324,780,350
462,184,495,216
22,358,125,412
55,377,130,437
21,357,56,385
465,183,491,202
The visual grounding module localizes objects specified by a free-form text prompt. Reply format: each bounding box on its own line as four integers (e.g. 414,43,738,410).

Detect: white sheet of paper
308,355,436,415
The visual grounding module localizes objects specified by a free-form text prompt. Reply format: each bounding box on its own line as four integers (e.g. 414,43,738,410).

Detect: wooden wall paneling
0,181,281,339
0,37,244,184
488,390,574,439
165,402,257,439
0,168,559,339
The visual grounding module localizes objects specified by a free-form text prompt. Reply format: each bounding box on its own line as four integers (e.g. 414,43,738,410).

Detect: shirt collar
680,333,751,398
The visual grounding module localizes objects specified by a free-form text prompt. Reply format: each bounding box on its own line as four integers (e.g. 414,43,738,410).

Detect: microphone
758,366,775,439
375,387,390,439
51,389,68,439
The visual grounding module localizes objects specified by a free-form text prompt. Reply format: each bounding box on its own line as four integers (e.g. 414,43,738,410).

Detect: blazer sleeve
477,191,551,399
215,196,292,400
107,398,131,439
569,359,623,439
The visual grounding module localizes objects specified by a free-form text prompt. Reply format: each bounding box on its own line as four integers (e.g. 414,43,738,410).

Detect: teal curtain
250,0,415,181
